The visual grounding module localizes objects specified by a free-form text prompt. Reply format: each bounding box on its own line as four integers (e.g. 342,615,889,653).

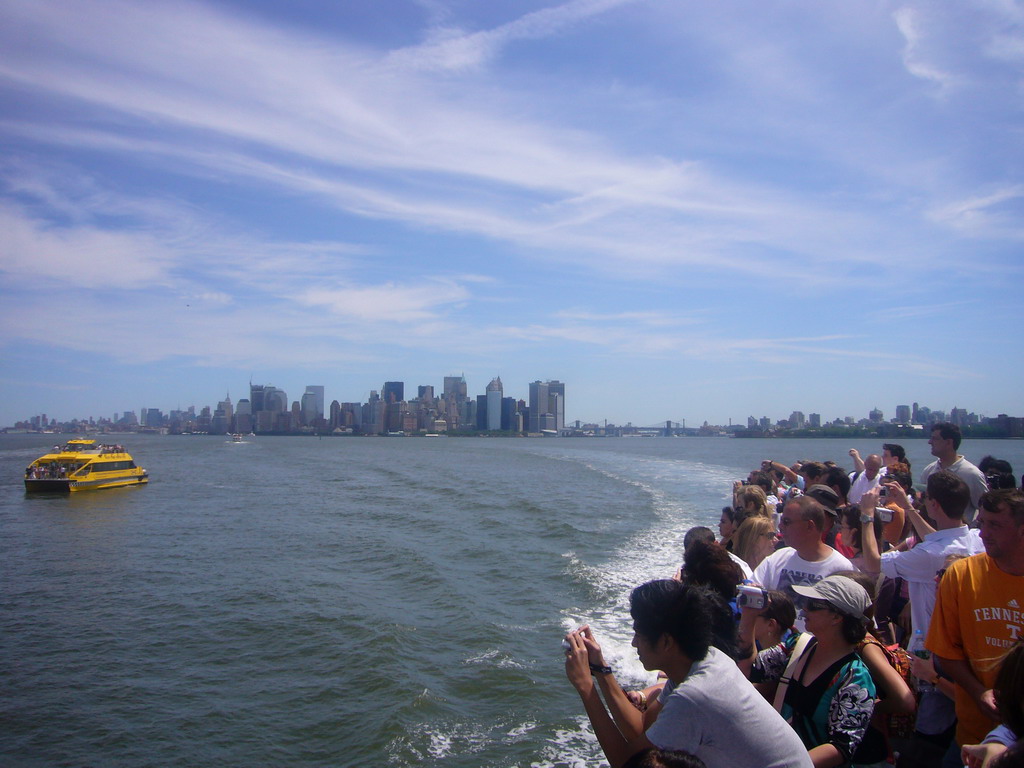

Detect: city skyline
2,2,1022,429
8,373,1017,435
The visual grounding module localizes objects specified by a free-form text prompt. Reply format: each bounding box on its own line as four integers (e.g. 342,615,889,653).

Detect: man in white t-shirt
753,495,854,630
848,453,883,505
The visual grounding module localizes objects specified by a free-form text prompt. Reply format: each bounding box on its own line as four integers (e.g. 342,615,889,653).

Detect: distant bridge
634,420,690,436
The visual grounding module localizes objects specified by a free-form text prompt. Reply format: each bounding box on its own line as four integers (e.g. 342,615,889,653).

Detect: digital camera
737,584,769,610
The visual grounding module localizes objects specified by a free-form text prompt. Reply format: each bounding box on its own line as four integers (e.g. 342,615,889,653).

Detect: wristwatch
860,513,874,523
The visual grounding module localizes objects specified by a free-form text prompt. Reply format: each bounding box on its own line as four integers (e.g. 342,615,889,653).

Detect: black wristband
589,663,613,675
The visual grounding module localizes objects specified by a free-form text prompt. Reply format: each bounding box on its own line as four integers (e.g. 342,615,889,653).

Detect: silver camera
737,584,769,610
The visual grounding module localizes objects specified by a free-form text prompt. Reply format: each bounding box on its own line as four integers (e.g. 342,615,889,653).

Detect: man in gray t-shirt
919,422,988,521
565,579,811,768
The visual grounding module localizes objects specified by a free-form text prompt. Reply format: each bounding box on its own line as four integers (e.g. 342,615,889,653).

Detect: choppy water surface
3,434,1021,767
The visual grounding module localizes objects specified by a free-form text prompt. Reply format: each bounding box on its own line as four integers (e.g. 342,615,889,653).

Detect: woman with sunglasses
747,575,889,768
732,516,780,573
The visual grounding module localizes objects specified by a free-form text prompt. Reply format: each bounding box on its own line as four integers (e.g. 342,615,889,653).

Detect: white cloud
0,0,940,288
927,186,1024,238
299,281,472,323
0,203,176,289
893,7,958,91
388,0,642,72
985,33,1024,62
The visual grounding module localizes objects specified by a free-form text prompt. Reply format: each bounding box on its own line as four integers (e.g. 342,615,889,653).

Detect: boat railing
26,464,71,480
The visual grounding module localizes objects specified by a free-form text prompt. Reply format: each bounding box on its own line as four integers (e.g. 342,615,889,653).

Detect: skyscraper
529,380,566,433
486,377,503,431
305,386,324,417
302,385,325,425
476,394,488,430
234,399,252,433
249,383,266,413
528,380,547,433
263,386,287,412
547,380,565,431
443,375,467,402
382,381,404,404
443,374,467,430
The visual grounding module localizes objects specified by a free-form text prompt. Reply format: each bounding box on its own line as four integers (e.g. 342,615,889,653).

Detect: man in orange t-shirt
927,488,1024,750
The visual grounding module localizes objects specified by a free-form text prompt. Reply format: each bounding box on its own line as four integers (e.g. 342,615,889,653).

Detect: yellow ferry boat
24,439,149,493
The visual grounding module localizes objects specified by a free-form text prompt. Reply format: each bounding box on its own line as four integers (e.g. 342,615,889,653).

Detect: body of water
3,434,1021,767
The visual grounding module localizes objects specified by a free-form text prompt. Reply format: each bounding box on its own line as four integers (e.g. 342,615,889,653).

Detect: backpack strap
774,632,813,713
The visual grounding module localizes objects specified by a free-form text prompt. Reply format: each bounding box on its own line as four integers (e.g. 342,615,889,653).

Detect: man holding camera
859,471,984,766
859,471,982,642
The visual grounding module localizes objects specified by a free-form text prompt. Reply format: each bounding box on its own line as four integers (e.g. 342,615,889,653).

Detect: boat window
88,460,136,472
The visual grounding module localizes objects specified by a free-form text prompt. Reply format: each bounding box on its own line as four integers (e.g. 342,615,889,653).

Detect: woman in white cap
747,574,889,768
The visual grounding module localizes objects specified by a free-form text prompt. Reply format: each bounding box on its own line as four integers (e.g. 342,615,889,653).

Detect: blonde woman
735,484,772,518
732,516,778,572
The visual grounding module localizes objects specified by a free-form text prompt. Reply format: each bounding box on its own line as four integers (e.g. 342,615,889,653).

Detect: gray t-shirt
920,456,989,522
646,646,813,768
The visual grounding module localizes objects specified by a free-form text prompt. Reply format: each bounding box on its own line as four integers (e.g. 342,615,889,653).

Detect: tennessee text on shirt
972,598,1023,645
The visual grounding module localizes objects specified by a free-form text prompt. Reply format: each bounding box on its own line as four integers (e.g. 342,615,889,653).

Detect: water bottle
910,629,934,692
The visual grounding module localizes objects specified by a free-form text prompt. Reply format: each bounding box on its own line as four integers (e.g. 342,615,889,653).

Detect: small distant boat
230,433,244,442
24,439,149,493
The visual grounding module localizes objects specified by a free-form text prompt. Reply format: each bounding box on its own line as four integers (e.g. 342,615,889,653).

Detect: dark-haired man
860,471,982,640
920,422,988,522
563,580,811,768
882,443,908,472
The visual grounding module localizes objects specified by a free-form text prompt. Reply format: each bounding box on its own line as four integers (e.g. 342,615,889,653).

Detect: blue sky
1,0,1022,428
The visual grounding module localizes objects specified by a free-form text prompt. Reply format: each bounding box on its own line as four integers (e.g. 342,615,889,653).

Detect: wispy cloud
927,186,1024,238
0,0,958,288
893,7,959,91
300,280,472,323
389,0,642,72
0,202,177,290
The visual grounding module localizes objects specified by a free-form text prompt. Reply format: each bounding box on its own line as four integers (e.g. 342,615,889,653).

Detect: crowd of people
25,443,128,479
563,422,1024,768
26,462,74,479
